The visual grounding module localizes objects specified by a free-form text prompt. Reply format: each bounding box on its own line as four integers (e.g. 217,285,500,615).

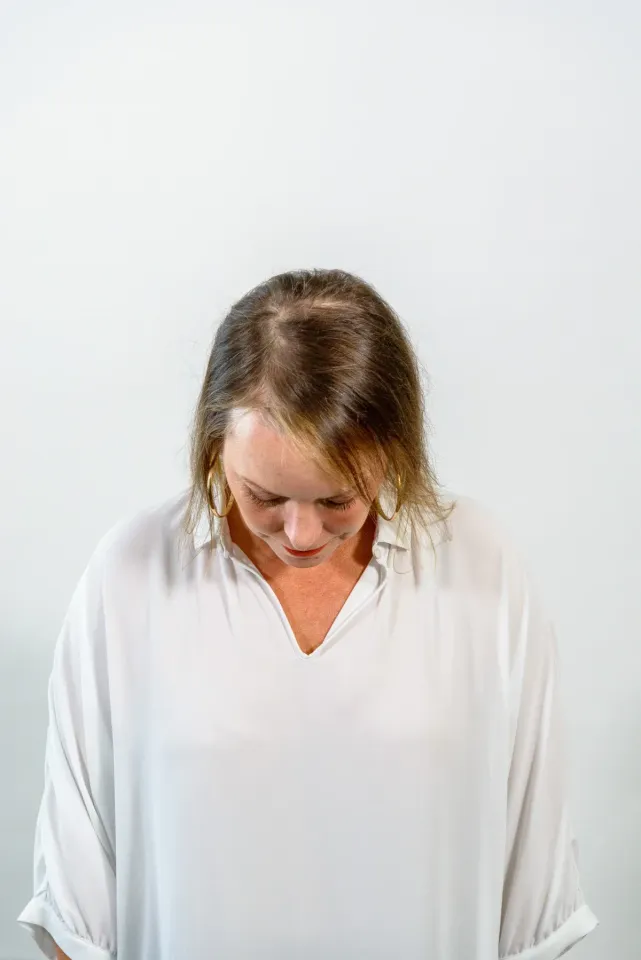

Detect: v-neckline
224,511,384,656
232,543,385,658
264,560,373,655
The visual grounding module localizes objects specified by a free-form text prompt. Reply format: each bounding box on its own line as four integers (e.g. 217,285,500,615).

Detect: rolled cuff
502,903,598,960
18,894,115,960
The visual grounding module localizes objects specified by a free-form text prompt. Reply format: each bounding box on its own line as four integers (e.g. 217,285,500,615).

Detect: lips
283,544,325,557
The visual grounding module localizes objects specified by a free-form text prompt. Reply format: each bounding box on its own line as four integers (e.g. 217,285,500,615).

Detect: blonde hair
185,268,453,545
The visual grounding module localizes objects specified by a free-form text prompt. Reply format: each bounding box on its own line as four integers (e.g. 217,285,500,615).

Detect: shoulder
434,495,532,599
52,493,193,678
434,497,554,674
82,490,192,589
441,494,519,558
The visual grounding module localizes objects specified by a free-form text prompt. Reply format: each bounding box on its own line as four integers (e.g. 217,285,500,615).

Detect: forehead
223,410,347,497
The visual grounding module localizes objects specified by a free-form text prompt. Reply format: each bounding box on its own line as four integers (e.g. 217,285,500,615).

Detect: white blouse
19,492,597,960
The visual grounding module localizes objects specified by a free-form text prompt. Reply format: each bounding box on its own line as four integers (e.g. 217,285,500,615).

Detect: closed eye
245,488,286,508
244,488,356,511
321,498,356,511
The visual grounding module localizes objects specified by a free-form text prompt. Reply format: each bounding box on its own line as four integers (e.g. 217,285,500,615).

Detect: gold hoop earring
373,473,403,522
206,459,235,519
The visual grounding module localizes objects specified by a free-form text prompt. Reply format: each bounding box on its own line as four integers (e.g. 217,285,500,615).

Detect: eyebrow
240,477,353,500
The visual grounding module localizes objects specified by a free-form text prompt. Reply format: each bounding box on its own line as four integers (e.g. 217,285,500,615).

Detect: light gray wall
2,1,639,956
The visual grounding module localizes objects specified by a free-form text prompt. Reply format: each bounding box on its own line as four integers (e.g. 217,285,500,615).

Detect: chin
277,547,333,566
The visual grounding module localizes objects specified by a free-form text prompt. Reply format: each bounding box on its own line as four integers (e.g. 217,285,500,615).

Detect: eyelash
245,489,355,511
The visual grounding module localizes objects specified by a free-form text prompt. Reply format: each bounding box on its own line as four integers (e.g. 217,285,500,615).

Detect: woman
19,269,597,959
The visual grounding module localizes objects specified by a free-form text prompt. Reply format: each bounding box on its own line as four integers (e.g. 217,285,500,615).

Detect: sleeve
499,582,598,959
17,554,117,960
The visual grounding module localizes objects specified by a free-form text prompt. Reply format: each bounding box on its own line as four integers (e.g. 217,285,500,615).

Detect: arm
17,549,117,959
499,579,597,958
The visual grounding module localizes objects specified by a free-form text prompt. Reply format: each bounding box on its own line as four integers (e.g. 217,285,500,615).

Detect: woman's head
220,408,381,567
186,268,450,564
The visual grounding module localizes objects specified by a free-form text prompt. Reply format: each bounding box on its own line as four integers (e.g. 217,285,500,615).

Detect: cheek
326,504,371,534
241,505,280,533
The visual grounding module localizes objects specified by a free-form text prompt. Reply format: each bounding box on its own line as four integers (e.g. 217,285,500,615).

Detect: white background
1,1,639,957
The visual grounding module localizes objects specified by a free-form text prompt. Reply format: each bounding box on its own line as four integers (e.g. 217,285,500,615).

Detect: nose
283,503,323,551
